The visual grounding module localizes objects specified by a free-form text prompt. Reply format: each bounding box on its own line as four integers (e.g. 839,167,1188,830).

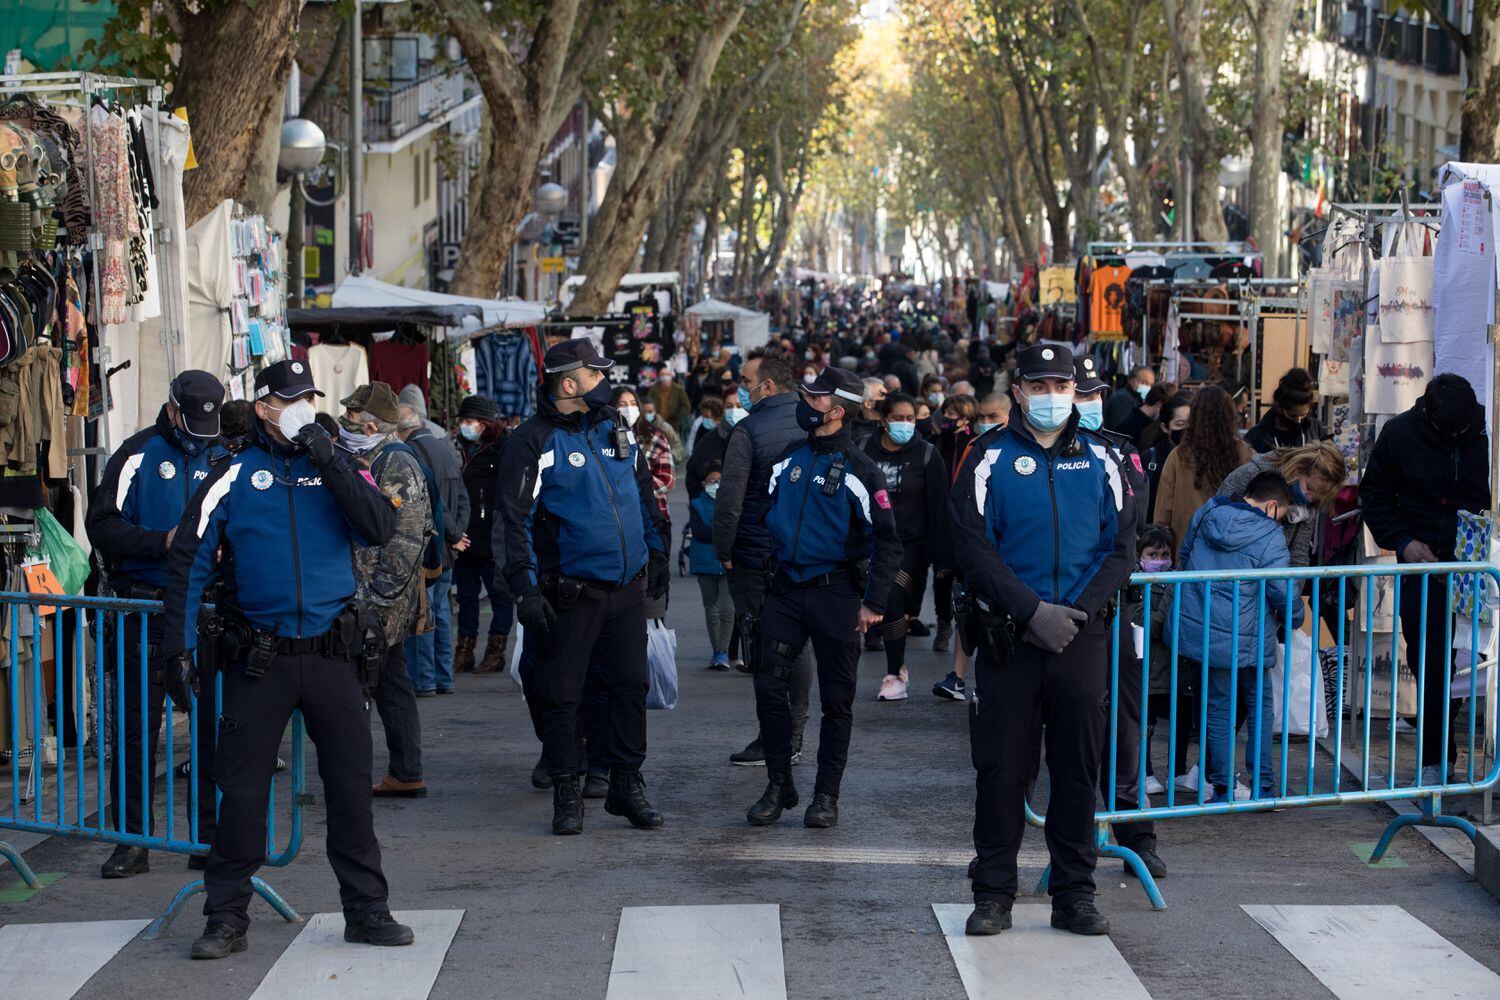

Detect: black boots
604,769,664,829
1051,899,1111,935
344,910,416,946
803,792,839,828
583,770,609,799
100,845,149,879
965,901,1013,936
552,774,585,835
746,769,799,826
190,922,246,960
531,753,553,790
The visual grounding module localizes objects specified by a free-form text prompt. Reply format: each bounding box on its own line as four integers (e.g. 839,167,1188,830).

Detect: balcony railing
1323,4,1461,76
364,62,474,144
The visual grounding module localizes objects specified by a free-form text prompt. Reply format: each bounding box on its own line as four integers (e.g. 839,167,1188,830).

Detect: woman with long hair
1217,441,1346,567
1154,385,1254,553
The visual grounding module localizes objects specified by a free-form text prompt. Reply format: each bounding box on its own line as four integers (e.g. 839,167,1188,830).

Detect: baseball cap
1073,356,1107,394
1015,344,1076,382
254,359,325,401
543,339,615,374
169,370,226,439
340,382,400,423
799,366,865,406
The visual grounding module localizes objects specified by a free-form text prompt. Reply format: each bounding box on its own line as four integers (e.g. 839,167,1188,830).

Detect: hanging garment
472,332,539,418
126,109,160,321
1089,264,1131,336
0,100,89,244
306,342,370,415
368,339,430,396
89,106,137,326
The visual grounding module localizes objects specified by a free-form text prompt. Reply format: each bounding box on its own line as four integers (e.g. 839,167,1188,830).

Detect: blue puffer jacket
688,493,723,576
493,393,667,594
87,406,224,589
162,428,398,656
1175,497,1305,669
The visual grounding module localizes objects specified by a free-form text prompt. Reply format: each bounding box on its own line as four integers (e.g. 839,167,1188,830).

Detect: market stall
683,297,770,352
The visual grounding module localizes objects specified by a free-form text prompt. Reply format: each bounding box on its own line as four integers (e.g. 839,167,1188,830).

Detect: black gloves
162,651,199,711
517,589,558,633
646,551,669,601
294,423,335,467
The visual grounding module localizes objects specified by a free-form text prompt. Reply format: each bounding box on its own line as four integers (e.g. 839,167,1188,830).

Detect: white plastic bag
1271,630,1328,738
508,623,526,696
645,619,678,710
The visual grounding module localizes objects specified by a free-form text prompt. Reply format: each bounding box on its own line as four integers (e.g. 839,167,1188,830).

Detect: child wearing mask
1176,472,1304,801
1130,524,1182,795
690,463,734,671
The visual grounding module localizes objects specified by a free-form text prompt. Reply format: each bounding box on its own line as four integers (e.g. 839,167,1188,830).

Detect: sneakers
964,900,1012,936
709,651,731,672
344,910,415,947
100,844,149,879
731,658,749,674
1144,775,1165,796
1175,765,1203,792
1051,899,1110,935
933,621,954,653
932,672,966,700
730,739,767,766
877,674,908,701
190,921,247,960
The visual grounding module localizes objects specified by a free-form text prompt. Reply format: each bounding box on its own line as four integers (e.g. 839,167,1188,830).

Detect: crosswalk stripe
0,919,148,1000
724,844,1049,867
605,904,787,1000
933,903,1152,1000
1243,904,1500,1000
247,910,463,1000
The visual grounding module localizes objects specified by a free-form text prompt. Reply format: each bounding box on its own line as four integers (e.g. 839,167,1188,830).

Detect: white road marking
605,903,787,1000
248,910,463,1000
1244,904,1500,1000
724,844,1050,867
0,919,148,1000
933,903,1152,1000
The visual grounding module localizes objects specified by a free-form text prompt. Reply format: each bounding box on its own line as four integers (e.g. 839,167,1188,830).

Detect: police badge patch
250,469,274,491
789,466,802,483
1014,455,1037,476
568,452,586,468
158,461,177,480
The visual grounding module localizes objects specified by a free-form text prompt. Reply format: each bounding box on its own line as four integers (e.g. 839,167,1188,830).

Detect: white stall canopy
685,298,771,351
560,271,682,315
330,274,545,340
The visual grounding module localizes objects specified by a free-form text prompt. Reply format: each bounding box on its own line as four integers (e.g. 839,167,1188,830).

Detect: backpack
374,440,444,580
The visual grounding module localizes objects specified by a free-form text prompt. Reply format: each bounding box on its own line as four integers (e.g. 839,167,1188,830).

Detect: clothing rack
0,70,170,475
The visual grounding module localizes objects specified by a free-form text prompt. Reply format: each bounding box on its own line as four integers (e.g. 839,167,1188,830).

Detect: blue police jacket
161,427,397,656
87,406,225,589
493,393,667,595
688,493,724,576
951,413,1135,625
764,427,902,612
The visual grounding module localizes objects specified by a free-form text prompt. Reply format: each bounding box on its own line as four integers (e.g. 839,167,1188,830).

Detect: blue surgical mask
703,419,718,430
1291,479,1310,506
976,421,1002,436
1024,393,1074,432
927,393,944,406
737,386,753,410
644,412,657,424
459,422,482,442
1077,399,1104,431
887,421,916,444
1136,383,1151,401
724,407,746,427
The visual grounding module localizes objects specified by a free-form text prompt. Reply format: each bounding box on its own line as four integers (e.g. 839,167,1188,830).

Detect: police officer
746,367,901,829
951,345,1134,937
1073,356,1164,879
494,340,670,836
88,370,226,878
160,359,414,959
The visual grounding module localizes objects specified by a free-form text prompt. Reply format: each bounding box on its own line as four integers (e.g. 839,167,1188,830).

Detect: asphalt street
3,486,1499,999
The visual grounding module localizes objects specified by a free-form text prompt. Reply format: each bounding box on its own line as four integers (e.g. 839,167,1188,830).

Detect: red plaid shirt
644,427,675,519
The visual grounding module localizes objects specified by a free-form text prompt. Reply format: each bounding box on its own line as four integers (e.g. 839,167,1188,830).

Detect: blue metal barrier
1021,562,1499,910
0,593,305,936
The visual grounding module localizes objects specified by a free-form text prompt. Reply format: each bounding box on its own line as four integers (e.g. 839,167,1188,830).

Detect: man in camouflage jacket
341,382,433,799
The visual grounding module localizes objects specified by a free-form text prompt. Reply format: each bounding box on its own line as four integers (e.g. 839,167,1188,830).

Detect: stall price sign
23,561,63,616
1458,181,1489,256
540,256,566,273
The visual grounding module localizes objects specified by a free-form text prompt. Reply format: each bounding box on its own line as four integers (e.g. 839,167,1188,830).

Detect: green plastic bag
34,507,89,594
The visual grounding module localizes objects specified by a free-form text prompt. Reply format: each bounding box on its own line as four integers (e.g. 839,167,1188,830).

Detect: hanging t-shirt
1090,265,1131,336
306,342,370,415
369,340,430,396
473,332,540,418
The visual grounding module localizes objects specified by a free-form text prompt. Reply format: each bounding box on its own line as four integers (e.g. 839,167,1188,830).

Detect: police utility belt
764,558,868,595
539,568,644,610
961,592,1017,665
202,601,387,690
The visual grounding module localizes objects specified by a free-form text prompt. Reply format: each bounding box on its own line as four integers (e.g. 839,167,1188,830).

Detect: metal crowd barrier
1023,562,1500,910
0,593,306,937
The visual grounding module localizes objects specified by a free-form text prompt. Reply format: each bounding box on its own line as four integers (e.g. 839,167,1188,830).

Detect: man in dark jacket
713,347,814,765
1361,374,1491,783
399,401,470,694
453,395,510,675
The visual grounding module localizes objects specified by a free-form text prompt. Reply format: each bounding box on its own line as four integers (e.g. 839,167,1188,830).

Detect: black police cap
169,369,226,439
254,359,326,402
799,365,865,406
1073,355,1108,394
543,338,615,374
1015,344,1076,382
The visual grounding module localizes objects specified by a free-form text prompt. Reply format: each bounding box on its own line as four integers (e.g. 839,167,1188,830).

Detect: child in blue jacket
1177,471,1305,800
690,462,733,670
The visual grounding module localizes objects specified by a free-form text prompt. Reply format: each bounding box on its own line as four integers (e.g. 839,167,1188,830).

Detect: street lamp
280,118,327,310
534,181,568,303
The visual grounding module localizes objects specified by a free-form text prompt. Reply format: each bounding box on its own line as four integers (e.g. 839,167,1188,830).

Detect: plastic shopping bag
1270,629,1329,738
35,507,89,594
645,619,678,710
509,623,525,696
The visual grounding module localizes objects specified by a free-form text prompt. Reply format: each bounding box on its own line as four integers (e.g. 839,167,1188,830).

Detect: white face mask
339,426,386,453
275,399,317,441
619,405,640,425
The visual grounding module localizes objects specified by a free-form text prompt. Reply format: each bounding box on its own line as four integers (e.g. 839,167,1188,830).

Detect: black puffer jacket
459,434,505,561
1362,397,1490,561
